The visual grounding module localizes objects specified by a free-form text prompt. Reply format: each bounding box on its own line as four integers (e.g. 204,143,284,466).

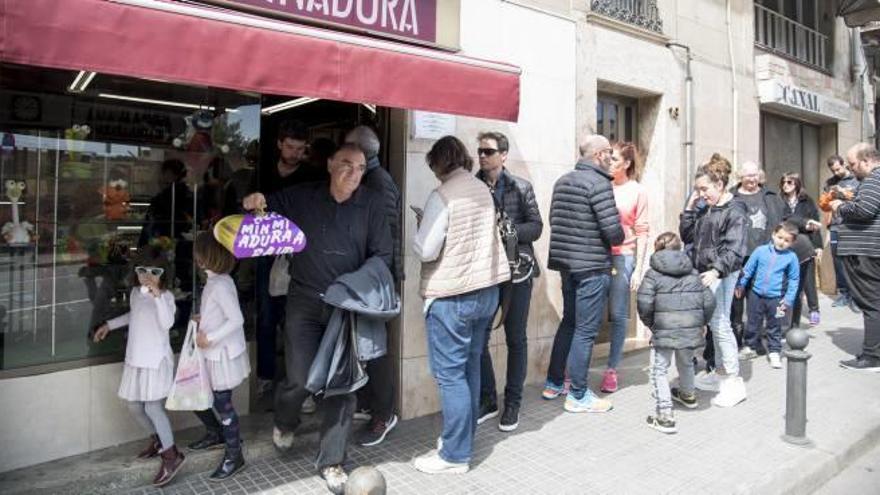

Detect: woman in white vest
411,136,511,475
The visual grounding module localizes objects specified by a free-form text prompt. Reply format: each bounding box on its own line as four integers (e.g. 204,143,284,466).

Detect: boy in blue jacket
735,222,800,368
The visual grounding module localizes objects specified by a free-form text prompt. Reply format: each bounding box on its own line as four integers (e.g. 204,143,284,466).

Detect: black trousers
357,332,396,422
275,295,355,469
790,259,819,328
841,256,880,360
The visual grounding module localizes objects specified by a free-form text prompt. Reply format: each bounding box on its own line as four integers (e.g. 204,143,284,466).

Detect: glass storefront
0,63,261,372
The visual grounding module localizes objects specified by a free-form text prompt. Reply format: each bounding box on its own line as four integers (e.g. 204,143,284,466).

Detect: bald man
832,143,880,371
544,134,624,413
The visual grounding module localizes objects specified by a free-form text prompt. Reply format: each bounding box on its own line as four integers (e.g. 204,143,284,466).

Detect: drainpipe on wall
667,41,695,193
852,27,871,143
726,0,738,168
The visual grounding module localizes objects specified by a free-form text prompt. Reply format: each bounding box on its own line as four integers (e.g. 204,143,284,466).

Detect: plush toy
2,180,34,246
101,179,130,221
64,124,91,162
818,186,855,212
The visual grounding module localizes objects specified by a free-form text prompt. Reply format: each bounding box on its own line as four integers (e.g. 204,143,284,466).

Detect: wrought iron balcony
754,4,830,71
590,0,663,34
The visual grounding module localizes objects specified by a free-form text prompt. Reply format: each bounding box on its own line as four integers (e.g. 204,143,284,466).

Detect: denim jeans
651,347,695,413
830,230,849,293
546,271,611,396
426,285,499,464
710,273,739,376
745,291,783,353
480,278,533,409
607,255,634,369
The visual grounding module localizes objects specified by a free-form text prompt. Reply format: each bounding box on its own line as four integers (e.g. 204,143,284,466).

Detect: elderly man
243,143,392,494
343,125,402,447
543,134,624,413
831,143,880,371
728,161,786,345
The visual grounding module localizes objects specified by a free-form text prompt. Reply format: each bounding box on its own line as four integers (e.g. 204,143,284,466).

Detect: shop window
0,63,260,373
597,94,637,144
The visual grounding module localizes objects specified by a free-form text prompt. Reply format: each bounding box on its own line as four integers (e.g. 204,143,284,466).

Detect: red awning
0,0,520,122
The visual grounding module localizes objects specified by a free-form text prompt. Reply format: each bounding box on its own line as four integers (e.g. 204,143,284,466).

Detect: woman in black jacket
679,158,748,408
779,173,823,328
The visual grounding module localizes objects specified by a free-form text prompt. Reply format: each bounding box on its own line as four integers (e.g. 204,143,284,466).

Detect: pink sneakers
600,369,618,393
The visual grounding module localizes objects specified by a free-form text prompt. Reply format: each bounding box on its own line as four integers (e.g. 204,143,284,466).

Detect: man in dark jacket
474,131,543,432
832,143,880,371
343,125,402,447
243,143,392,494
824,154,861,310
728,161,786,346
543,134,624,413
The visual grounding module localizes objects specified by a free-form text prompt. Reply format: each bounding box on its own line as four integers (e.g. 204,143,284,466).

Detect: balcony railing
754,4,830,71
591,0,663,34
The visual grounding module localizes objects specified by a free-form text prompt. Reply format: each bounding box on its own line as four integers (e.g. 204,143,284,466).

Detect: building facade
0,0,872,473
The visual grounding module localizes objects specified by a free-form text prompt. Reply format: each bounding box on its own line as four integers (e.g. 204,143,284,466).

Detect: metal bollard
782,328,812,446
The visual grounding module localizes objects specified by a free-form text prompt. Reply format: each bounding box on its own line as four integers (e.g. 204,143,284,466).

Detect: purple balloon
215,212,307,258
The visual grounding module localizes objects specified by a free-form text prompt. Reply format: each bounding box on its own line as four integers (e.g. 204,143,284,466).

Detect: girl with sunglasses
93,251,184,487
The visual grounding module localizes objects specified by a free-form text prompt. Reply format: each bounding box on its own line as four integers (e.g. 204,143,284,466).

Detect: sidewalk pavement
3,295,879,495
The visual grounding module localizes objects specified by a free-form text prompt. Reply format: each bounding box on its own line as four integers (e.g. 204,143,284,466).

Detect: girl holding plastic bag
186,232,250,481
93,249,185,487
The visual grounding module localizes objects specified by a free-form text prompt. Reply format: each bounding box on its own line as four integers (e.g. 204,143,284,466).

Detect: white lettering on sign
259,0,420,36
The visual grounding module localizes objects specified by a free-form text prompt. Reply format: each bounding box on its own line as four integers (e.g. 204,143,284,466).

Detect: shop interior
0,62,403,377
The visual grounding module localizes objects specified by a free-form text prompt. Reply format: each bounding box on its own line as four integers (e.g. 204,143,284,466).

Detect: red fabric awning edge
0,0,520,122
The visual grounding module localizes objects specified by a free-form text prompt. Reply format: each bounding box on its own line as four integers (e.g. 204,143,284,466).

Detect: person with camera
473,131,543,432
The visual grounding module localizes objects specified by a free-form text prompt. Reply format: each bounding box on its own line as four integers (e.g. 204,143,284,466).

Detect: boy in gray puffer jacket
637,232,716,434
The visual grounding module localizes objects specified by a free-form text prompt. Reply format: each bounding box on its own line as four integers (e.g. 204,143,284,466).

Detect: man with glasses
728,162,786,351
243,143,392,494
831,143,880,371
474,131,543,432
543,134,624,413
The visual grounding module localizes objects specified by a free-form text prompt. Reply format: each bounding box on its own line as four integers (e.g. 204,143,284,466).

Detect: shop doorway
761,112,821,196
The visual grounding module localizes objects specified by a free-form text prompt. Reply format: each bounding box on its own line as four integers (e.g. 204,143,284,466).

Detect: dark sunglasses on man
477,148,500,157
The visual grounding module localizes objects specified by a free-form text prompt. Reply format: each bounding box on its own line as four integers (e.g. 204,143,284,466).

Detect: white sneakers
695,371,721,392
768,352,782,369
711,374,747,408
272,426,294,450
413,451,469,475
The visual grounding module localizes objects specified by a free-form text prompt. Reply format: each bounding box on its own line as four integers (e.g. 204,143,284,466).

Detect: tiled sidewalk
124,297,880,495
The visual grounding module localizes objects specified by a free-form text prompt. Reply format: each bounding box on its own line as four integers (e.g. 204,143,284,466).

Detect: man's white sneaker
738,346,757,360
412,451,469,475
272,426,294,450
768,352,782,369
711,375,747,408
320,465,348,495
694,371,721,392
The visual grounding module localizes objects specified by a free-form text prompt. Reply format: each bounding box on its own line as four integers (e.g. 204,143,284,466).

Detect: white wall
398,0,576,419
0,351,251,473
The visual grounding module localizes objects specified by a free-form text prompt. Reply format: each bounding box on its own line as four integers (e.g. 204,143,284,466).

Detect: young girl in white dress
187,232,250,481
93,251,185,487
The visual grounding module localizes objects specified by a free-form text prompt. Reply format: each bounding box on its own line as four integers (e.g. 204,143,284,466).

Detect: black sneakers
476,400,499,425
671,388,698,409
646,413,677,434
839,355,880,372
498,405,519,432
355,414,398,447
187,430,224,451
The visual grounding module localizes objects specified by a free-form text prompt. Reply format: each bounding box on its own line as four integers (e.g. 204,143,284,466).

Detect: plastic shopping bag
214,211,307,259
165,321,213,411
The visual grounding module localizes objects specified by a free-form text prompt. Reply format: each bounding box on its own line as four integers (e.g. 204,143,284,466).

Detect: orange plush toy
818,186,855,212
101,179,130,220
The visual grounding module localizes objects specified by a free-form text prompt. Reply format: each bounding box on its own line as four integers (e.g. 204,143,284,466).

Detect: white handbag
269,254,291,297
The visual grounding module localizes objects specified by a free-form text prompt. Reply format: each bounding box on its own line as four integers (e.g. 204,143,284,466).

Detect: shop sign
758,80,849,122
411,110,455,140
200,0,443,45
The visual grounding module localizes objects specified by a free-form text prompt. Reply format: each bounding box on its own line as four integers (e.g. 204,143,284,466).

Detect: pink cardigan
611,180,649,256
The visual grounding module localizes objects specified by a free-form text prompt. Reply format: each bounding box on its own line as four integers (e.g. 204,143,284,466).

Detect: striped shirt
838,168,880,257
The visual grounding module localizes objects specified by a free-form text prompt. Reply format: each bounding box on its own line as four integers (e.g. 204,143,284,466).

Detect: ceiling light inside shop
261,97,320,115
362,103,377,114
98,93,217,111
68,71,97,93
